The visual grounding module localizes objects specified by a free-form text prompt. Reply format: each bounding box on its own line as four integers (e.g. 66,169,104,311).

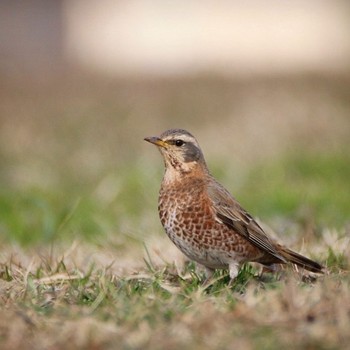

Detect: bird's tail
278,246,324,273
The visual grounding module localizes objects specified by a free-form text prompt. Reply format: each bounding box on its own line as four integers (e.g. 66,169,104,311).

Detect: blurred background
0,0,349,246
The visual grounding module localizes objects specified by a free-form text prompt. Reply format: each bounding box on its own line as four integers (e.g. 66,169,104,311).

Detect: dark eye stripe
167,139,185,147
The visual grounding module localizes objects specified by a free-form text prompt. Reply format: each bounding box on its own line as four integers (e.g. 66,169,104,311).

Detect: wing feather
207,180,286,262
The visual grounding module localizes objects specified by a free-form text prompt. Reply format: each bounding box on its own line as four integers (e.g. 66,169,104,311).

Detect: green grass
1,151,349,245
0,152,349,348
0,162,160,245
1,149,348,348
229,151,350,228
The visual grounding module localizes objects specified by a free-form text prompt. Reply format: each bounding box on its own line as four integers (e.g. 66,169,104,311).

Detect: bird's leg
193,262,214,285
228,262,241,286
258,263,284,282
202,266,215,285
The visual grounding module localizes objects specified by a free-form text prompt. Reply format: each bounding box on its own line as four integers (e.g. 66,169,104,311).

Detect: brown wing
207,180,286,263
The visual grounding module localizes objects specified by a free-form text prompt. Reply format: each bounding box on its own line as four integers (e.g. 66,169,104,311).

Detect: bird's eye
175,139,185,147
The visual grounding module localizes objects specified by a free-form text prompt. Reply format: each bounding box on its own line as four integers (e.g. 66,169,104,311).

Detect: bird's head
144,129,208,178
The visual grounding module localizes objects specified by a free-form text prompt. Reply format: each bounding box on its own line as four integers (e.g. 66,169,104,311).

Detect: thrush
144,129,323,280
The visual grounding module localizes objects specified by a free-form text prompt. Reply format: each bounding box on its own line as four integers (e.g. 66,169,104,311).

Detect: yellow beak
144,136,168,148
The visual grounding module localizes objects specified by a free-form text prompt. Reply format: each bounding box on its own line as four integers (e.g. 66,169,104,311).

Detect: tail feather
279,246,324,273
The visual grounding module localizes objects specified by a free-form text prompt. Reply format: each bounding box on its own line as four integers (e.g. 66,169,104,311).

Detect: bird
144,128,323,281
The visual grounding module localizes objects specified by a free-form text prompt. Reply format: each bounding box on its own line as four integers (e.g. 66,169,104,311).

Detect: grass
236,151,350,228
0,151,349,349
0,241,349,349
0,150,349,245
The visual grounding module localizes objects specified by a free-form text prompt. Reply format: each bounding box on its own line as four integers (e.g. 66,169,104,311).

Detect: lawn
0,74,349,349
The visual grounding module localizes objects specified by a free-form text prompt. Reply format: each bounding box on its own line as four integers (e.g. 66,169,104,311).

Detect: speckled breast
158,177,243,268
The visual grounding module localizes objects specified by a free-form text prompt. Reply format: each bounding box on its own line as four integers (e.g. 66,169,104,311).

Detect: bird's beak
144,136,167,148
